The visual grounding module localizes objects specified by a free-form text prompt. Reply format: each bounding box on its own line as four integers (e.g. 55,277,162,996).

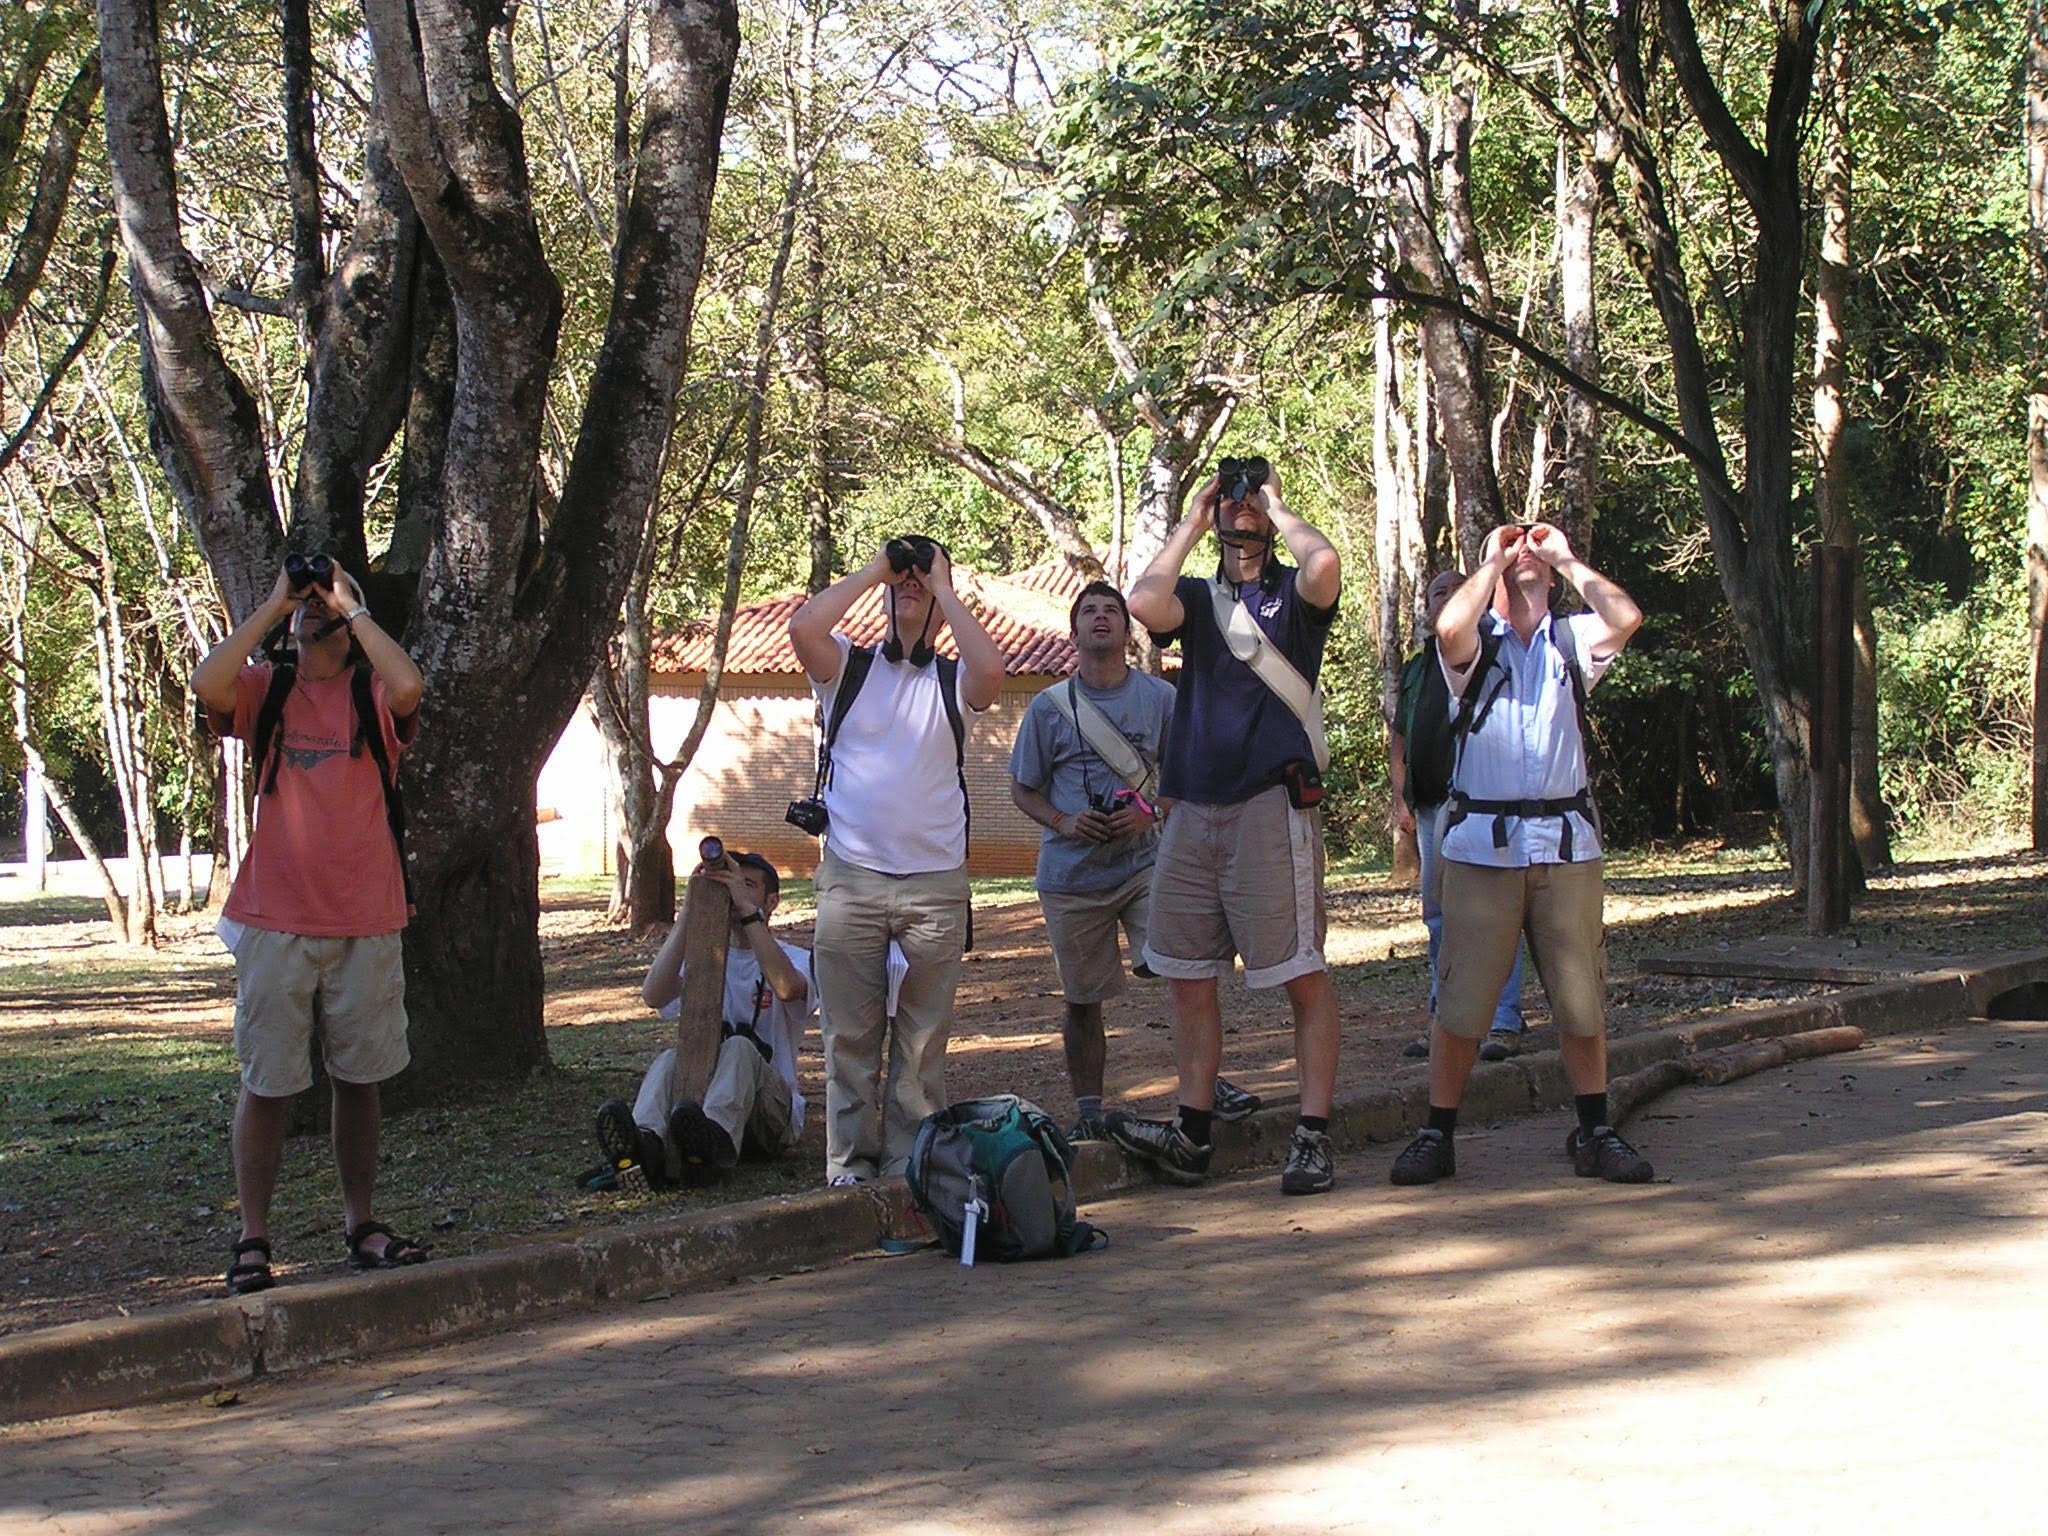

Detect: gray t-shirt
1009,670,1176,895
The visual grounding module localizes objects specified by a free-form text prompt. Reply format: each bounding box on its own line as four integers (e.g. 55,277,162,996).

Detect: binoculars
885,535,945,575
1216,456,1270,504
285,552,334,593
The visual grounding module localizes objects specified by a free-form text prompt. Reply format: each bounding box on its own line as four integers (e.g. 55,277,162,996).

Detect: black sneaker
1067,1114,1109,1143
1478,1029,1524,1061
1390,1128,1456,1185
668,1100,738,1179
1279,1125,1335,1195
1105,1110,1212,1185
596,1099,670,1187
1567,1124,1654,1183
1211,1076,1262,1123
1400,1034,1430,1059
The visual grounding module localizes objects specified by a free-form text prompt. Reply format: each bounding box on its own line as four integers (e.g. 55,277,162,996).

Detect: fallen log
1685,1025,1866,1087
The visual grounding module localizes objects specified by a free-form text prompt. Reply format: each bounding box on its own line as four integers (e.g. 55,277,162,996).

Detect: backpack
1444,615,1599,858
249,654,415,909
819,644,973,949
906,1095,1106,1264
1401,640,1455,810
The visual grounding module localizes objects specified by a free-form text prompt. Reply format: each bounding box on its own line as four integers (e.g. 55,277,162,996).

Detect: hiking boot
1279,1125,1335,1196
1567,1124,1654,1184
1478,1029,1524,1062
1067,1114,1109,1143
1105,1110,1212,1185
1400,1034,1430,1059
596,1099,669,1188
1211,1076,1262,1123
1390,1128,1456,1185
668,1101,738,1179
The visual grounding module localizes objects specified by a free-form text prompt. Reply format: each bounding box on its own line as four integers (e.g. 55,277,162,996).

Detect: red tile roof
652,560,1094,678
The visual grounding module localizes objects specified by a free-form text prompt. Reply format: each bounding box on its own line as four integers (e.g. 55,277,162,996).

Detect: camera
884,535,944,575
285,551,334,593
1090,786,1157,820
699,834,728,867
1216,456,1270,504
785,797,829,837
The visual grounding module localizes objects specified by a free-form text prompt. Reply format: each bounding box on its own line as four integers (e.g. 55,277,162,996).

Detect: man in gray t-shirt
1010,582,1261,1140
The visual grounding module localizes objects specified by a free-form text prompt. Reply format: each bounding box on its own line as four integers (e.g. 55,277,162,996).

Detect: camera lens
699,835,725,865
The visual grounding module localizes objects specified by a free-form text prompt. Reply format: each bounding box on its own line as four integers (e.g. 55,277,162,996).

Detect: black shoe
1067,1114,1109,1143
1400,1034,1430,1059
1211,1076,1262,1123
1279,1125,1335,1195
596,1099,670,1187
1105,1110,1212,1185
1390,1128,1456,1185
1567,1124,1654,1183
1478,1029,1524,1062
668,1101,738,1178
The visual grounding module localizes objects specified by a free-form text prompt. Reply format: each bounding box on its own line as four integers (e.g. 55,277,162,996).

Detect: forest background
2,0,2042,1094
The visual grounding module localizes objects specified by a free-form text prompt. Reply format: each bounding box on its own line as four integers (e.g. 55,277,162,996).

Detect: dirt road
5,1017,2044,1535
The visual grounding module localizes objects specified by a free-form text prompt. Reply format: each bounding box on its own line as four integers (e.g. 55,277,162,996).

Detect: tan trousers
1438,858,1606,1040
812,847,970,1181
631,1036,795,1180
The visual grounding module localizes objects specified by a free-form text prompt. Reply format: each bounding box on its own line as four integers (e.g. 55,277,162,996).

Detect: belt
1445,788,1596,861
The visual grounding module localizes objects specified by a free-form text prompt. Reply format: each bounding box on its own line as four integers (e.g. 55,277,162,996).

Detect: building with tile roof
537,561,1151,881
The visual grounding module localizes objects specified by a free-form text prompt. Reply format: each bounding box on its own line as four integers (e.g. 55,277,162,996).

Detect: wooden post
667,862,732,1106
1809,546,1853,934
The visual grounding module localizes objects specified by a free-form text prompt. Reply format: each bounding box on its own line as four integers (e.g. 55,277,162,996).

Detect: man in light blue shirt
1391,520,1654,1187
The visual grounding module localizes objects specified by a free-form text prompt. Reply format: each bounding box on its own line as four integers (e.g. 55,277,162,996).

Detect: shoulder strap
252,662,298,795
935,655,974,953
814,644,877,795
350,664,416,909
1205,579,1330,773
1048,679,1156,796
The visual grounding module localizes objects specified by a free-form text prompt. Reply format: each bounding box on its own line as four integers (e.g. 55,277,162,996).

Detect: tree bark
0,49,99,351
2029,0,2048,849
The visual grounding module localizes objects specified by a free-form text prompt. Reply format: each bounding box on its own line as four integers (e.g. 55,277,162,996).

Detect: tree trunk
1374,292,1421,883
2029,0,2048,849
1555,115,1613,557
1811,18,1891,873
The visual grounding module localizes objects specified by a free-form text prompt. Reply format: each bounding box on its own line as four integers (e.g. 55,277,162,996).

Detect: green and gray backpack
906,1095,1106,1263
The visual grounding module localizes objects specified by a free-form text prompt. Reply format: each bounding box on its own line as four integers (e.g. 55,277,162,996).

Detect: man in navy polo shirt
1110,457,1344,1196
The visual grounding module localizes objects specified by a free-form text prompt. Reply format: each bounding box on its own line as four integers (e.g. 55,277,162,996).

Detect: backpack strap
935,654,974,953
350,663,416,909
251,661,299,795
1444,614,1600,857
815,643,878,795
1206,578,1330,773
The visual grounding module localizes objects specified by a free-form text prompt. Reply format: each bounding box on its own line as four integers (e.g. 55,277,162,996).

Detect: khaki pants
812,848,970,1181
1438,859,1606,1040
631,1037,795,1181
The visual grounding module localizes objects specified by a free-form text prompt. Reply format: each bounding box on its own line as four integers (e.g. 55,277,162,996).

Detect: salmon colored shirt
212,663,418,937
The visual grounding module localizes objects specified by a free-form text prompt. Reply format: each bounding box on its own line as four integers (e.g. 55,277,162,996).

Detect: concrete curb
6,947,2045,1426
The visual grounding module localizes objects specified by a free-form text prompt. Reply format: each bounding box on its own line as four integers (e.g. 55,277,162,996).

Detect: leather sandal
344,1220,430,1270
225,1236,275,1295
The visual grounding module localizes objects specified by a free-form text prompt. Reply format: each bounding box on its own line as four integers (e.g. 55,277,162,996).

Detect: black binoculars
285,551,334,593
1216,456,1271,504
884,535,945,575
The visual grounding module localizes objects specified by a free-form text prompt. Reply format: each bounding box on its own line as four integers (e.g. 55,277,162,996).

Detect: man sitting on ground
597,851,816,1185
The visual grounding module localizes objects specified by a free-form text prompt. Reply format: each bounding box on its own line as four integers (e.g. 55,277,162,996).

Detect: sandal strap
345,1220,396,1252
231,1236,272,1258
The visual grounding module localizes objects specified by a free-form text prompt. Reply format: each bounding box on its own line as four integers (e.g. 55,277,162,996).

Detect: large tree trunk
98,0,741,1095
1555,116,1614,557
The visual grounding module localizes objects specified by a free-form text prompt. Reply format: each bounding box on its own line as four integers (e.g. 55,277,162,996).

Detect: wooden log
667,870,732,1105
1685,1025,1866,1087
1608,1058,1695,1127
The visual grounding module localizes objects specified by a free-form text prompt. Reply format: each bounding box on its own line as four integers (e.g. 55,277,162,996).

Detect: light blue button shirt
1438,611,1616,867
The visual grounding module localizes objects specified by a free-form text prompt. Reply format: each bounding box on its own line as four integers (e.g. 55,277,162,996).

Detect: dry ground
3,839,2044,1336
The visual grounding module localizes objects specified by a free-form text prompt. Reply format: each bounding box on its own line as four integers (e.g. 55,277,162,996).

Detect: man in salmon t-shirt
192,557,426,1295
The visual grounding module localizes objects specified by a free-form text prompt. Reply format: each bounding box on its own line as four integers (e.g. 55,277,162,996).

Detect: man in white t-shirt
789,535,1005,1184
597,852,817,1186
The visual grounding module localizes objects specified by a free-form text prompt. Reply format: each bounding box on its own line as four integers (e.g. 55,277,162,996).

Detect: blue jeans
1416,799,1524,1032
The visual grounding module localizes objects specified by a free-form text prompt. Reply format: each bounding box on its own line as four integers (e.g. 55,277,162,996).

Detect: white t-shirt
659,940,818,1129
813,635,983,875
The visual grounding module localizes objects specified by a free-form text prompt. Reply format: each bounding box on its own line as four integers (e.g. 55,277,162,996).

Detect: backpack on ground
906,1095,1106,1263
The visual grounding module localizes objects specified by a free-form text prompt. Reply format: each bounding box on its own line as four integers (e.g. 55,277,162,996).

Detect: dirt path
6,1018,2043,1533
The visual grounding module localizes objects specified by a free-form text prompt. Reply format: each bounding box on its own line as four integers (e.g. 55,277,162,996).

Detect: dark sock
1076,1094,1102,1120
1176,1105,1214,1146
1298,1115,1328,1135
1427,1105,1458,1137
1575,1092,1609,1133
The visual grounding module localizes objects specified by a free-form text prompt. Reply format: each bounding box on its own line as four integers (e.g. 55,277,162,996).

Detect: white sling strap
1047,679,1156,797
1208,578,1331,773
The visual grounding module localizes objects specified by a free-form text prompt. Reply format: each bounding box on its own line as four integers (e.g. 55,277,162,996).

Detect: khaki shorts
1038,866,1154,1005
1438,859,1605,1039
1142,786,1326,990
230,927,410,1096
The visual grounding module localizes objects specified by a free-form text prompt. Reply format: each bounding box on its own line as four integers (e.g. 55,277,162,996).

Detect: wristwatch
735,909,765,926
343,605,369,626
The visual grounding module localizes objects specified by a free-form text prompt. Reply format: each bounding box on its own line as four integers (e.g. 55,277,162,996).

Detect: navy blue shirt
1151,566,1337,805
